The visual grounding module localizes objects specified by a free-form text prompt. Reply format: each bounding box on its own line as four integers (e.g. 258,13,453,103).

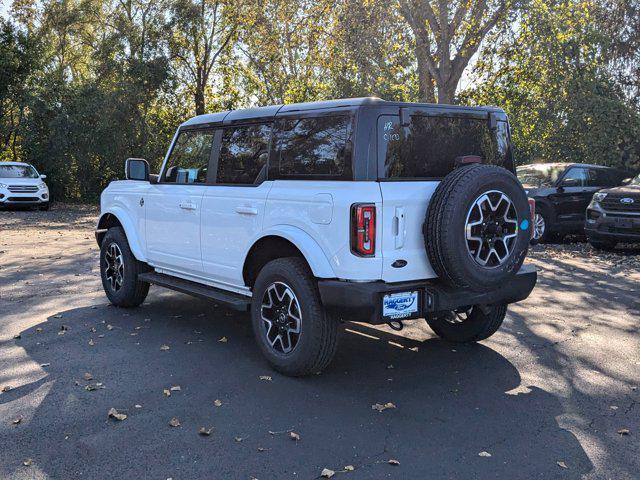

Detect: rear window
379,114,513,179
272,115,351,179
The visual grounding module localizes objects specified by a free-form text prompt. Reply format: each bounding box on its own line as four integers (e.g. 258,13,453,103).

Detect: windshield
629,174,640,186
516,165,565,188
0,164,39,179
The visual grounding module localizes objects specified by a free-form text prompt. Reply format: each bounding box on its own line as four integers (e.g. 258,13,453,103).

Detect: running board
138,272,251,311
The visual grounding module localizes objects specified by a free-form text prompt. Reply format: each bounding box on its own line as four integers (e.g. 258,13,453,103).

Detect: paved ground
0,205,638,480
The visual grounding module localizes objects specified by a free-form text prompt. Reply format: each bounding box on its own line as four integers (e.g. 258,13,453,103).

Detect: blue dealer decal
520,219,529,231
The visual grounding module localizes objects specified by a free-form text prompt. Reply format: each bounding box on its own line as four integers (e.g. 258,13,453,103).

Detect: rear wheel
251,257,338,376
426,304,507,343
100,227,150,307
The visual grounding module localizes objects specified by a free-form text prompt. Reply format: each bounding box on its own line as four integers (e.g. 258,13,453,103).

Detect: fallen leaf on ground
199,427,213,436
388,459,400,466
53,314,62,319
170,386,181,391
371,402,396,412
214,399,222,407
290,431,300,441
344,465,355,471
135,326,141,330
106,324,113,330
13,334,21,339
108,408,127,421
135,404,142,408
88,339,95,346
478,451,492,457
218,337,227,343
12,417,22,425
23,458,32,466
85,384,97,391
387,364,394,369
557,461,568,469
259,375,272,381
36,328,42,333
321,468,335,478
160,345,170,351
163,389,171,397
169,417,181,427
257,447,266,452
84,373,93,381
234,436,244,442
40,363,50,367
1,385,12,392
617,428,630,435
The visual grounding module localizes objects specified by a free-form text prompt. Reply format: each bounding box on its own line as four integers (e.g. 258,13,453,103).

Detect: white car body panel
379,181,439,282
201,182,273,286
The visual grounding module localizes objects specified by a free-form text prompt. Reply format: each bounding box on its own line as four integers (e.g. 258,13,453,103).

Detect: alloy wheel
104,242,125,292
260,281,302,354
465,190,518,267
533,213,545,241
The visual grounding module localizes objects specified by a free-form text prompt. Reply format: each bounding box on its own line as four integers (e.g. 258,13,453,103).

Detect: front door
145,128,215,276
554,166,590,223
201,123,273,287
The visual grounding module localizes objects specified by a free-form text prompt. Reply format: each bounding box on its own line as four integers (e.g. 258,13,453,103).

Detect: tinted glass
380,115,513,179
164,130,214,184
516,164,566,188
275,116,350,178
0,165,39,178
562,167,588,187
217,124,271,184
586,168,612,187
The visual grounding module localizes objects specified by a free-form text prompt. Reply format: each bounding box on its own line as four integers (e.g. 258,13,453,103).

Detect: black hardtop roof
180,97,506,128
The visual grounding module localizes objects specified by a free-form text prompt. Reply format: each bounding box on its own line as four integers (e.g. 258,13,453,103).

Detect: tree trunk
415,37,436,103
194,88,205,116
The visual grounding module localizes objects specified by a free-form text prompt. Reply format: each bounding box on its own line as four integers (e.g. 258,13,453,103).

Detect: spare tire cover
424,164,530,292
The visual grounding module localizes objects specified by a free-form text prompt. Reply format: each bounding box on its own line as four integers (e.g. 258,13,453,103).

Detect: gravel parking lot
1,205,639,479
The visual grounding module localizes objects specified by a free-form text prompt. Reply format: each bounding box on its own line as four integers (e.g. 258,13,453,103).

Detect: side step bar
138,272,251,311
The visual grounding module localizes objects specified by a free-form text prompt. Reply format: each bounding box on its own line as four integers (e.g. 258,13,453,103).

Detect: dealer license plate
382,291,419,320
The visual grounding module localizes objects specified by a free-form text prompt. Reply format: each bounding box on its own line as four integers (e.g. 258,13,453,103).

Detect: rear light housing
527,198,536,239
351,203,376,257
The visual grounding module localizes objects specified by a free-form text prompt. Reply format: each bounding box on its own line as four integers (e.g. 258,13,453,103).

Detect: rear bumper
318,264,537,325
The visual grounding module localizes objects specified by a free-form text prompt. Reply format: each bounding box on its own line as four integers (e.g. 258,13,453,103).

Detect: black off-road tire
426,304,507,343
424,164,531,292
251,257,338,377
100,227,150,307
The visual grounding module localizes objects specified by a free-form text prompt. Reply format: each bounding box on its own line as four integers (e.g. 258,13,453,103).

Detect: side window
216,123,271,185
561,167,588,187
163,129,214,184
274,115,351,179
587,168,613,187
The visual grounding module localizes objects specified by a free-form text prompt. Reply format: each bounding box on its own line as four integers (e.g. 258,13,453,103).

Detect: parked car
516,163,633,243
96,97,536,376
0,162,50,210
585,173,640,249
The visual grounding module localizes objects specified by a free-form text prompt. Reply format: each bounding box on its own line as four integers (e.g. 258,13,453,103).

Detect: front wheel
100,227,150,307
250,257,338,376
426,304,507,343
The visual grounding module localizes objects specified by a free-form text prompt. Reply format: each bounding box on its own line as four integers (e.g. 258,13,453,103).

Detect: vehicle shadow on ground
0,291,592,480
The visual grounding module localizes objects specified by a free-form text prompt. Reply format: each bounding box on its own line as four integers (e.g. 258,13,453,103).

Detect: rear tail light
351,203,376,257
528,198,535,239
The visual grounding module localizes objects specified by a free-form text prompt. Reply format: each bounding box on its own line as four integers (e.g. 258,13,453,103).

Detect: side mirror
40,174,47,179
561,178,579,188
125,158,149,181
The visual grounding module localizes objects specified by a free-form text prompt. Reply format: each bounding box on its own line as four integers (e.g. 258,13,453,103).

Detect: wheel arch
96,209,147,262
242,227,336,288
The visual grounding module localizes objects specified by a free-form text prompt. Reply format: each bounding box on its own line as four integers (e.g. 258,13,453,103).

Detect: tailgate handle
394,207,406,249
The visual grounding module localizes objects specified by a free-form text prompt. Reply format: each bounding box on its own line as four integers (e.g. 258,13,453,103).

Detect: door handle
394,207,406,249
235,205,258,215
179,201,197,210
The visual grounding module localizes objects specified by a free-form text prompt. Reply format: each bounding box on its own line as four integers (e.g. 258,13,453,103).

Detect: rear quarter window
271,115,352,180
379,114,513,180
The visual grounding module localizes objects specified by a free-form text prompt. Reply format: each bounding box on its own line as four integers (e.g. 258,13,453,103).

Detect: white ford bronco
96,97,536,376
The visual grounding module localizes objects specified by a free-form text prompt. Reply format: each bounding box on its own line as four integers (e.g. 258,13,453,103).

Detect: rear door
145,128,214,276
378,109,514,283
200,123,273,288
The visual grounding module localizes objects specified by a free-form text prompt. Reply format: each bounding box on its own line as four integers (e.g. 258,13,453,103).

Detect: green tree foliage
0,0,638,202
462,0,640,170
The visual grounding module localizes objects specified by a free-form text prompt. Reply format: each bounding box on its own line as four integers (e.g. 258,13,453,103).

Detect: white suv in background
0,162,50,210
96,98,537,376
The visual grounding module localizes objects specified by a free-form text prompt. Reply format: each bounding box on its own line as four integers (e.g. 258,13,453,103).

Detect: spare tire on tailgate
424,164,530,292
